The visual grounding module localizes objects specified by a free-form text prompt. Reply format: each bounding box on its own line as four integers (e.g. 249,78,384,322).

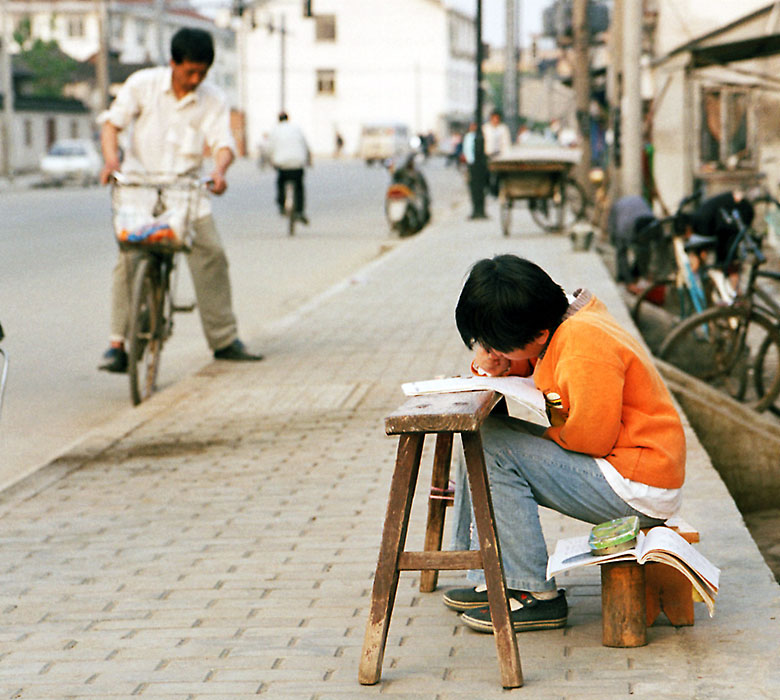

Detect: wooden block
601,561,647,647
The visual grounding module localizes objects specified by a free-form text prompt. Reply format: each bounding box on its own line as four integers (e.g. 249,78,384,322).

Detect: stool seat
359,390,523,689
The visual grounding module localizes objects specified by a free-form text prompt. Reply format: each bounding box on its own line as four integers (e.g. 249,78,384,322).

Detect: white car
40,139,102,186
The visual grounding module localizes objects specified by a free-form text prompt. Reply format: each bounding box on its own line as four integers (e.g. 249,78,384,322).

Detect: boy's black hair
171,28,215,67
455,255,569,353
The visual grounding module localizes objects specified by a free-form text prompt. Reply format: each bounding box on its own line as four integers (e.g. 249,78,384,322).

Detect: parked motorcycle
384,153,431,237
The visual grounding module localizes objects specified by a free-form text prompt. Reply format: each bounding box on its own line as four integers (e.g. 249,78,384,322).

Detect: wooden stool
601,523,700,647
358,391,523,689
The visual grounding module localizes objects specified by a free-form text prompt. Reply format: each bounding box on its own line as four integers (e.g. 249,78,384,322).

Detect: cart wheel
501,200,512,236
530,177,587,232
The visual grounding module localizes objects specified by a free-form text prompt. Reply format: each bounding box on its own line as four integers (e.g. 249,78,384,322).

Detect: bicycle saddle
683,233,717,252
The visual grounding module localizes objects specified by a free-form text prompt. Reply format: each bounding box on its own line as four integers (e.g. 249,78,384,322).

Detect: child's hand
472,346,511,376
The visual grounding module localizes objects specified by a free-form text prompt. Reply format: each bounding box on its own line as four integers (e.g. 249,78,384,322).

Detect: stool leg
420,432,454,593
359,433,424,685
462,432,523,689
601,561,647,647
645,562,694,626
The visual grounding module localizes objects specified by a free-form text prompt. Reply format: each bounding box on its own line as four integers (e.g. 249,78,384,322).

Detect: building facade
238,0,476,157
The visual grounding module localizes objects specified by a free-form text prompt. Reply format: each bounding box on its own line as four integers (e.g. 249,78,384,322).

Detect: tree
15,39,78,98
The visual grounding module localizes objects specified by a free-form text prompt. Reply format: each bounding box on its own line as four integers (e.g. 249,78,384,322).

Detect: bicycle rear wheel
285,181,296,236
529,177,586,232
127,256,165,406
659,305,780,412
754,330,780,414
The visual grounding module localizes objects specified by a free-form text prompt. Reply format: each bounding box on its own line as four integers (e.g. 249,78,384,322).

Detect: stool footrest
398,550,483,571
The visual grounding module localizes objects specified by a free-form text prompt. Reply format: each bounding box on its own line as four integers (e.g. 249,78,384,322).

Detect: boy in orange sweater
444,255,686,633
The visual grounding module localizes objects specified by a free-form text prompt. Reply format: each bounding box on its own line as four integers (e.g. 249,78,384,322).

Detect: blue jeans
450,415,664,592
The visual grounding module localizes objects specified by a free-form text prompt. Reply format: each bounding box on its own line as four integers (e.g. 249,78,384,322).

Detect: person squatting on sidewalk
443,255,686,633
98,27,262,373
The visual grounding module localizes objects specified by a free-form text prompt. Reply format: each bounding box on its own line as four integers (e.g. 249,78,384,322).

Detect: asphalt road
0,156,467,490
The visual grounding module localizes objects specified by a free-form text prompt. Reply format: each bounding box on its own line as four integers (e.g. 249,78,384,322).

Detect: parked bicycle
657,208,780,413
111,173,207,405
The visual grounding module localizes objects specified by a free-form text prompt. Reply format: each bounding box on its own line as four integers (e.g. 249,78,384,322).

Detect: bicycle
630,191,707,334
283,179,296,236
111,173,206,405
657,209,780,413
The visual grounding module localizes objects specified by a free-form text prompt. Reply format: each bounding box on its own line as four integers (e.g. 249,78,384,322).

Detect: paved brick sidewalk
1,201,778,699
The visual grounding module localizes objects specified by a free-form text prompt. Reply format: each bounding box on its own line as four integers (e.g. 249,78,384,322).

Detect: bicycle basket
111,175,202,253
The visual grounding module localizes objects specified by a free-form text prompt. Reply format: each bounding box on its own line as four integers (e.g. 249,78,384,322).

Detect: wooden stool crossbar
359,391,523,689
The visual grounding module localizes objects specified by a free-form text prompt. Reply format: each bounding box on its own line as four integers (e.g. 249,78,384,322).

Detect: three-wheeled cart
488,146,586,236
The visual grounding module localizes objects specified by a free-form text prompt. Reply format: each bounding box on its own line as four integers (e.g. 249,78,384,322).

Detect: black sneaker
213,339,263,362
443,584,507,612
460,590,567,634
98,346,128,373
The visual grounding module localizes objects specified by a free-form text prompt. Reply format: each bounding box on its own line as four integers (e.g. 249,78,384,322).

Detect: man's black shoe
460,589,567,634
213,339,263,362
98,346,128,373
295,212,309,225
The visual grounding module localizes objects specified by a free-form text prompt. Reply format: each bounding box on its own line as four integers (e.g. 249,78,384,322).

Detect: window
699,86,753,170
316,69,336,95
315,14,336,41
67,16,85,38
136,19,147,46
70,120,79,138
24,120,32,147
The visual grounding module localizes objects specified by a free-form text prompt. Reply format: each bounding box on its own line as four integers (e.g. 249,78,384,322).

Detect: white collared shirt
99,66,236,216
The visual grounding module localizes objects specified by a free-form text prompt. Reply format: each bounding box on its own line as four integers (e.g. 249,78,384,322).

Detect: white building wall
243,0,474,157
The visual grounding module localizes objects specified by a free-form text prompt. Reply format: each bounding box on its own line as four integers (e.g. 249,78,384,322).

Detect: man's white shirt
99,66,236,217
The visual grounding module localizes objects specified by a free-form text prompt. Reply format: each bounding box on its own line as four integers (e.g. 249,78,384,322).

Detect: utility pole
606,0,623,201
155,0,166,65
572,0,591,191
1,0,13,181
621,0,642,197
95,0,110,111
470,0,487,219
503,0,518,139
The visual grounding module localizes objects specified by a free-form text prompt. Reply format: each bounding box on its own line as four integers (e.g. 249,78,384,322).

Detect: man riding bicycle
268,112,311,224
98,27,262,372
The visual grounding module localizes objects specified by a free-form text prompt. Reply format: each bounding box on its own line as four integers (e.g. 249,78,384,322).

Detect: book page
402,375,548,426
546,534,640,579
639,527,720,590
642,552,716,616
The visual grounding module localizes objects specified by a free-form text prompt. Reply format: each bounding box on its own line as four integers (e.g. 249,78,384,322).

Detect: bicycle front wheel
529,177,587,232
127,256,165,406
659,305,780,412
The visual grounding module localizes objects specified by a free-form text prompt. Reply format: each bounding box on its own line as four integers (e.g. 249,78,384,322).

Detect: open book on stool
402,375,549,427
546,525,720,616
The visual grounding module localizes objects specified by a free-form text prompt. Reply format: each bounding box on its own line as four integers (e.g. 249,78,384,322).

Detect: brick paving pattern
0,203,778,698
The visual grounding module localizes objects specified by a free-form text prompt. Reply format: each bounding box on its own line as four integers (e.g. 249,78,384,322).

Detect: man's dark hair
171,28,215,67
278,112,289,122
455,255,569,353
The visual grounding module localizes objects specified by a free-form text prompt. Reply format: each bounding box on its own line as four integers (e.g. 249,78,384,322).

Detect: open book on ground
402,375,548,426
546,526,720,616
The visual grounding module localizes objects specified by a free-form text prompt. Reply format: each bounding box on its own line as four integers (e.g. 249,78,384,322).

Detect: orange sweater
530,294,685,489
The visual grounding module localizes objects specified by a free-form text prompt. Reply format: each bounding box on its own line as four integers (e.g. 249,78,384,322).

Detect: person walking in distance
268,112,311,224
97,27,263,373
